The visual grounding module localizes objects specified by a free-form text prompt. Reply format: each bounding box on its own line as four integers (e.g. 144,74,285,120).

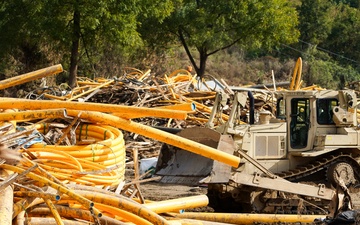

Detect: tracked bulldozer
154,88,360,216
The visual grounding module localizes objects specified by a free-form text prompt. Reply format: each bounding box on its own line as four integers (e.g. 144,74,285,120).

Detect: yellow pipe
157,103,196,112
0,109,66,122
138,69,151,81
0,164,96,212
25,123,126,186
168,69,191,78
295,58,303,90
0,64,63,90
186,96,216,101
0,98,188,120
0,185,13,225
1,109,17,134
67,110,240,168
167,219,234,225
43,93,67,100
165,74,176,99
77,81,102,86
170,212,324,224
43,197,64,225
29,149,83,171
144,195,209,214
177,95,229,121
73,190,170,225
14,191,60,201
27,205,124,225
66,79,114,101
289,57,302,90
13,197,44,219
24,217,89,225
32,123,124,149
95,202,153,225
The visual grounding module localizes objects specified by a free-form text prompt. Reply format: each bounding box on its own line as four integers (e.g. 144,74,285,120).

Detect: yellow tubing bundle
23,123,125,187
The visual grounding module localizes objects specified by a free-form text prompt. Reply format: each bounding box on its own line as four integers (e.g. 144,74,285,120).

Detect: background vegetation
0,0,360,92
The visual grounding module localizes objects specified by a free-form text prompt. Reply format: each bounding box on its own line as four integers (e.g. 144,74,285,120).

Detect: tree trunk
197,50,208,79
68,5,80,88
178,28,208,79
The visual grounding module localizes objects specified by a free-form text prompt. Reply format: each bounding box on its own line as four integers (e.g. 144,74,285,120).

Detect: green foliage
321,3,360,68
0,0,172,79
297,0,334,45
332,0,360,8
305,56,360,89
140,0,299,78
1,0,360,91
0,1,44,57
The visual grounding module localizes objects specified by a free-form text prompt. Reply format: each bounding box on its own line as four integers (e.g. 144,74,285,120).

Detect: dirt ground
137,181,360,225
139,182,208,201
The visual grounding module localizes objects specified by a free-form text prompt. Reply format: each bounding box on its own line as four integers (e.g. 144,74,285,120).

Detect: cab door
289,98,311,150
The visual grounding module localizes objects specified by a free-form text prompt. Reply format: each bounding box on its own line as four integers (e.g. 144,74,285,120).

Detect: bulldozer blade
154,127,236,185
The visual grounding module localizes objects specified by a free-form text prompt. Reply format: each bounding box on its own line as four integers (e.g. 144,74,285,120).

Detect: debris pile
0,61,327,225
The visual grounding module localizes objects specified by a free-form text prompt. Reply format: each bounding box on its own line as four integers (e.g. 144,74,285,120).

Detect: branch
207,37,242,56
178,27,199,73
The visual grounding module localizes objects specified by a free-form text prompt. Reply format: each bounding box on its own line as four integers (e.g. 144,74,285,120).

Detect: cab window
317,99,338,125
276,97,286,120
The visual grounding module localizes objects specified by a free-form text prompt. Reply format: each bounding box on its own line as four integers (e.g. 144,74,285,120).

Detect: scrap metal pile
0,62,324,224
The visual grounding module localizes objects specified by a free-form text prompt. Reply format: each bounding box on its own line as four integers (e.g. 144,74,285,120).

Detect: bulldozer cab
278,89,357,153
289,98,311,149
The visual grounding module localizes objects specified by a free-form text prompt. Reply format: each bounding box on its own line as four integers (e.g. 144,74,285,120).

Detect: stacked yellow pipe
25,123,125,187
0,98,190,120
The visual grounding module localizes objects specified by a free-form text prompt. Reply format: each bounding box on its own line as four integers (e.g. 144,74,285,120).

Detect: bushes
305,58,360,89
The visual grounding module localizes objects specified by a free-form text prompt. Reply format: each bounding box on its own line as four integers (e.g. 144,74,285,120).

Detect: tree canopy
0,0,174,87
140,0,299,78
0,0,360,89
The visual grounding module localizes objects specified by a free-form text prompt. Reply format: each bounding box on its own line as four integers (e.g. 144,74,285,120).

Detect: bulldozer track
277,152,360,185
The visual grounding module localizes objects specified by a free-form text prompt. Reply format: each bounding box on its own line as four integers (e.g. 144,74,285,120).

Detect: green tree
40,0,145,87
321,3,360,67
297,0,334,46
0,0,175,87
0,0,47,71
140,0,299,78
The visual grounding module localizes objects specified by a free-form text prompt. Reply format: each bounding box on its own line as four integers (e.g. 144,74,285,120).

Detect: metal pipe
0,64,63,90
0,98,188,120
169,212,324,224
248,91,254,124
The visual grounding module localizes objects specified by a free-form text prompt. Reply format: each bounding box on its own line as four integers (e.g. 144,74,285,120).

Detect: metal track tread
276,152,360,184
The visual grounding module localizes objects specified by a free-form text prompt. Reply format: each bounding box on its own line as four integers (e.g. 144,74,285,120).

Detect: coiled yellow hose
23,123,125,187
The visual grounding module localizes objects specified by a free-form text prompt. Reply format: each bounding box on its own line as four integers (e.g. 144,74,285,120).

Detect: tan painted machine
155,88,360,215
